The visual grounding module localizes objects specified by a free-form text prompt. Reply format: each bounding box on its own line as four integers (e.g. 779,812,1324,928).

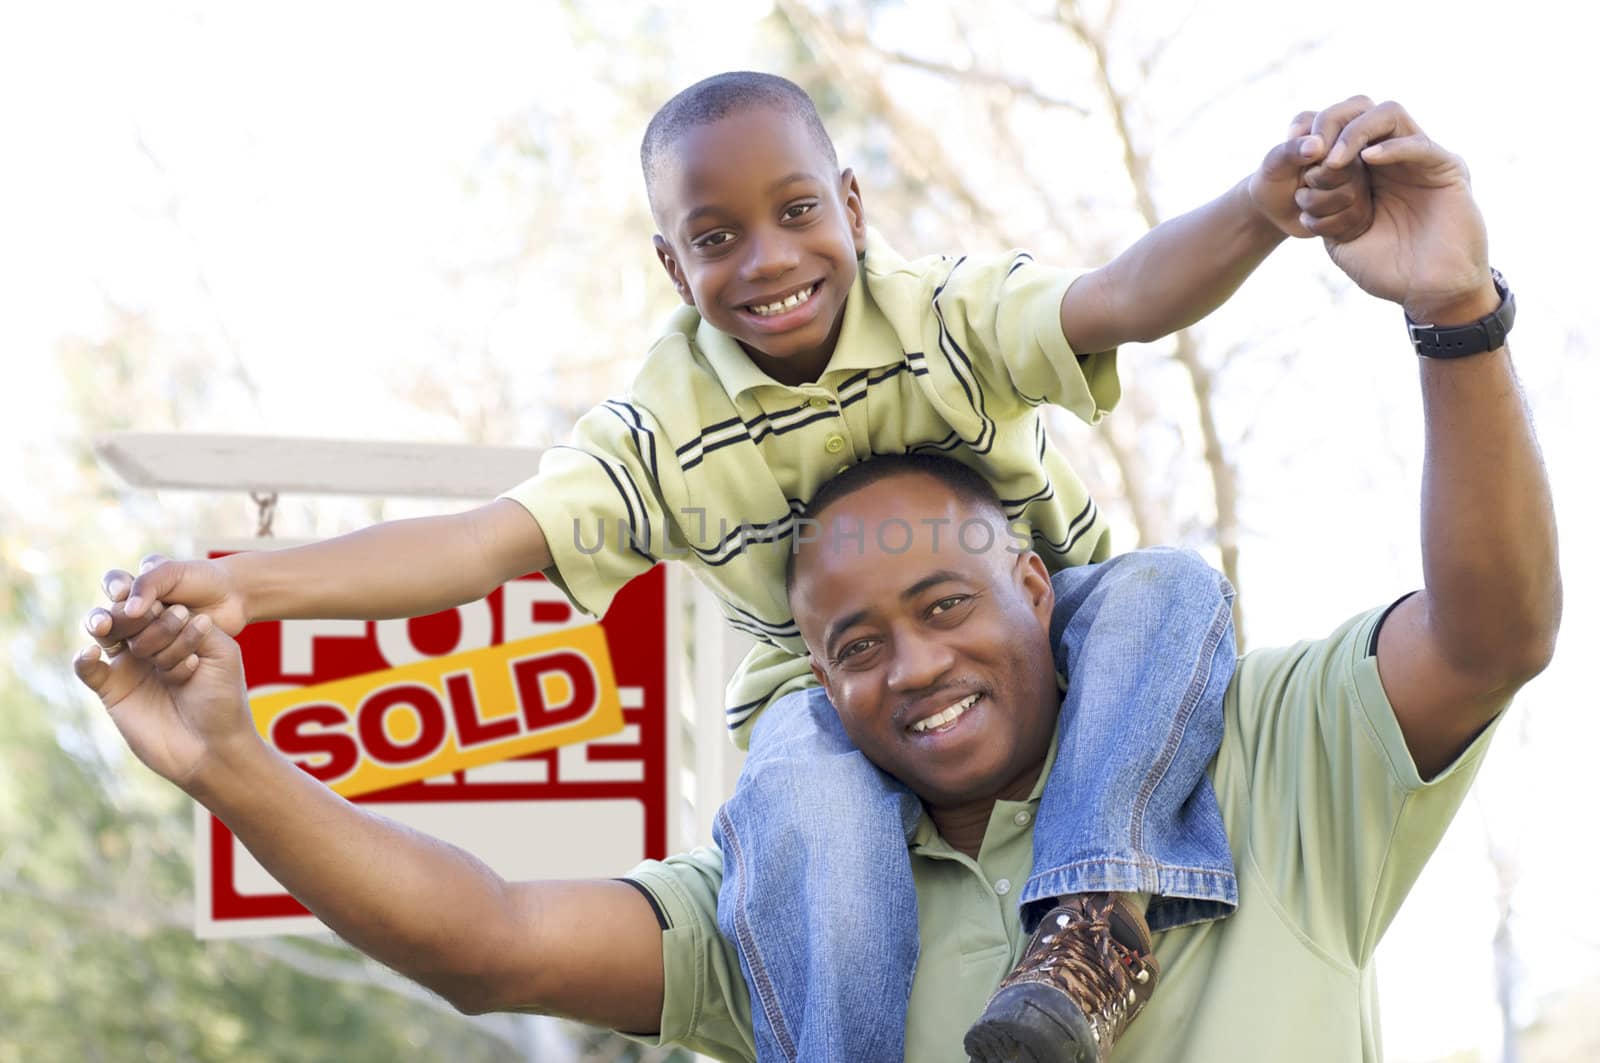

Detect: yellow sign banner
249,624,623,798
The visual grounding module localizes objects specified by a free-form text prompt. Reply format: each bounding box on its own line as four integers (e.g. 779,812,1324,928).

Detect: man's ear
838,168,867,255
808,655,833,700
1017,550,1054,630
653,234,696,307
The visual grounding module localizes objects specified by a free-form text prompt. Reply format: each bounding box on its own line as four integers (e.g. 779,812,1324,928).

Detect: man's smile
905,691,985,736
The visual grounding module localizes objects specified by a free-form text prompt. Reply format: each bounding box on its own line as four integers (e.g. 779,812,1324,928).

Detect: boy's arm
1059,96,1377,354
92,498,550,640
73,608,667,1032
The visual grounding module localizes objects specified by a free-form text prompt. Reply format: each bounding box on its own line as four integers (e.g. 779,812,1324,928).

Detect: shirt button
1013,810,1032,827
995,878,1012,895
824,435,845,454
809,396,831,410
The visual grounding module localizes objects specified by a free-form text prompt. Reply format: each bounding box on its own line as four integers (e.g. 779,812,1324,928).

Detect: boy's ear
838,167,867,255
653,234,696,307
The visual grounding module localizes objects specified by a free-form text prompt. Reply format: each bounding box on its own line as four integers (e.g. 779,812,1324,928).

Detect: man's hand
1316,101,1494,323
1249,96,1376,242
88,554,250,659
75,602,260,794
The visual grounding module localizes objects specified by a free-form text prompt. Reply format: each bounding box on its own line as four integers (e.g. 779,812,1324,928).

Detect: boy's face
650,105,867,386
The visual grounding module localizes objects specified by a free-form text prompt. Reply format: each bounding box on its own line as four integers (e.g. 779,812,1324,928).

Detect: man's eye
835,638,875,662
929,595,970,616
782,203,815,221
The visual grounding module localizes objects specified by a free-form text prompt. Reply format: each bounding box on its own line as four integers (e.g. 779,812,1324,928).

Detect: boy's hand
90,555,249,656
1249,96,1376,241
75,604,260,793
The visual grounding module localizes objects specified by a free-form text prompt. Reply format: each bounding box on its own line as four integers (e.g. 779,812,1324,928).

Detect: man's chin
901,767,1007,811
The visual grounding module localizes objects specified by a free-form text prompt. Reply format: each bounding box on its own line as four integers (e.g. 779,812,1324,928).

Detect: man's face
649,105,867,386
790,474,1061,811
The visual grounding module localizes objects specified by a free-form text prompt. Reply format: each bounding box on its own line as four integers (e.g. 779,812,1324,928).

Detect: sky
2,0,1596,1059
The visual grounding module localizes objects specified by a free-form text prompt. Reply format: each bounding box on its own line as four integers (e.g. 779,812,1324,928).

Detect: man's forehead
794,497,1008,615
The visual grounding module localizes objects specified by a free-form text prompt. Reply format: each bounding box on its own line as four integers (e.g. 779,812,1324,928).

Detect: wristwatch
1405,269,1514,358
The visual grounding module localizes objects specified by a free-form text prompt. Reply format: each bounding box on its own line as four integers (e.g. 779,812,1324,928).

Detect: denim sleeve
618,849,756,1062
1223,606,1506,967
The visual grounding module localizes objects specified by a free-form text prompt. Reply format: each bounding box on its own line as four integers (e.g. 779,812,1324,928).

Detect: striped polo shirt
503,229,1120,746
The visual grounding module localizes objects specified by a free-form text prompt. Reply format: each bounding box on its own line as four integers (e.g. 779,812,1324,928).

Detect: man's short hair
640,71,839,208
785,453,1009,591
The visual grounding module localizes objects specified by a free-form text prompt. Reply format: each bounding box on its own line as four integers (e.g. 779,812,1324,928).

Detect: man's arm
73,608,665,1032
1059,97,1377,354
90,498,550,640
1320,103,1560,777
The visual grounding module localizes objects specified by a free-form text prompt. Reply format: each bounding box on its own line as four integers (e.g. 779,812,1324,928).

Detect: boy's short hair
641,71,839,210
786,453,1010,592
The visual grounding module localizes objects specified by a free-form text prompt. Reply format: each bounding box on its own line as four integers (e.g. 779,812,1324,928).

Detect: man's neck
926,760,1045,860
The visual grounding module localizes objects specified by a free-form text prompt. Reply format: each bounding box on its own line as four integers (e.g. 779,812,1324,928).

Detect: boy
93,73,1373,1061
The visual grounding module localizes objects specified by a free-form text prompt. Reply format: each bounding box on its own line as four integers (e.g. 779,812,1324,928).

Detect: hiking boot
963,892,1159,1063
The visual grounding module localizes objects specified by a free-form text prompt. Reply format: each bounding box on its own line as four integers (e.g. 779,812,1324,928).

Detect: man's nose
741,229,800,282
885,633,956,693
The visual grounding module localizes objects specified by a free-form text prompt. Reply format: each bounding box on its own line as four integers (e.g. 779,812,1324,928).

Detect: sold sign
252,624,623,799
198,553,673,940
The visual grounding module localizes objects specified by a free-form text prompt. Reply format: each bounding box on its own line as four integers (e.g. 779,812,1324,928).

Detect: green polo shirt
502,230,1119,745
621,605,1504,1061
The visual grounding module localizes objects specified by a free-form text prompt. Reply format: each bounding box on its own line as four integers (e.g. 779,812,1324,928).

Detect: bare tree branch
826,26,1092,115
1165,37,1325,137
1059,0,1247,643
1137,0,1203,82
774,0,1022,247
1097,414,1163,545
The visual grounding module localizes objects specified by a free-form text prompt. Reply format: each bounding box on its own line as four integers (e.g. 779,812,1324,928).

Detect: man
76,101,1557,1061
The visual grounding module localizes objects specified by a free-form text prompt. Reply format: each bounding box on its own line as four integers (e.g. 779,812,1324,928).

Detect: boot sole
963,982,1097,1063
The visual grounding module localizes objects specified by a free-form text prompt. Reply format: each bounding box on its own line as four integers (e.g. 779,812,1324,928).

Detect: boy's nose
742,231,801,282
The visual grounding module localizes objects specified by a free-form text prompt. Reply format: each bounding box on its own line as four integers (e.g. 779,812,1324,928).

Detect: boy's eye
782,202,816,221
695,231,734,249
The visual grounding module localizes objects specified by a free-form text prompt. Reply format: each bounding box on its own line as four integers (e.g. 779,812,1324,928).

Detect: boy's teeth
910,693,979,734
750,284,816,316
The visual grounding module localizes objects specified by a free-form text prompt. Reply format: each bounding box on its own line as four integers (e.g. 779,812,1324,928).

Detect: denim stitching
1129,589,1233,853
717,806,799,1061
1030,854,1237,877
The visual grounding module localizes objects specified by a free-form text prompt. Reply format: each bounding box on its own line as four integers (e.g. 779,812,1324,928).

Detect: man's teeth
910,693,980,734
749,284,816,317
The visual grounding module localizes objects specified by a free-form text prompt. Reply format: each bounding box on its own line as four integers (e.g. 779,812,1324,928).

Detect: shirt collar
694,227,907,400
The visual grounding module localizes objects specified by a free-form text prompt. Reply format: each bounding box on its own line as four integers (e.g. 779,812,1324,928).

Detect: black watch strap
1405,269,1514,358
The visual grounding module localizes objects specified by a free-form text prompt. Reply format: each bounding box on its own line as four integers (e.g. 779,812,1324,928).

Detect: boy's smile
649,105,867,386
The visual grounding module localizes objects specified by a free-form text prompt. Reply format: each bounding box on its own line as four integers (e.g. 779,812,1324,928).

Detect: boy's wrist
218,552,258,626
1236,176,1291,246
